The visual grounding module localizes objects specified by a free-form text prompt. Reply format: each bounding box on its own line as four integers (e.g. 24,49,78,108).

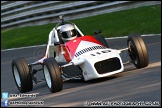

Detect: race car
12,15,149,93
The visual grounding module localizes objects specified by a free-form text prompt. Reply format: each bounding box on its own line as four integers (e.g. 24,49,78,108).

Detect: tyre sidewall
127,34,149,68
43,58,63,93
12,57,33,93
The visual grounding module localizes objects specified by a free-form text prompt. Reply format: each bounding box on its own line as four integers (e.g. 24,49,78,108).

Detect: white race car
12,15,149,93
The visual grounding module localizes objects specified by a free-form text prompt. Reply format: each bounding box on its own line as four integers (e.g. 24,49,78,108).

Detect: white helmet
59,24,77,41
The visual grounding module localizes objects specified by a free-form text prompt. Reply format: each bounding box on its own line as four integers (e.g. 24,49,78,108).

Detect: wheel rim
13,66,21,87
128,41,138,64
44,65,52,88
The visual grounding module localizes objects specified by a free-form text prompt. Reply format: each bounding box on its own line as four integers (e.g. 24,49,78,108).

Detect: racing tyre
94,35,109,48
43,58,63,93
12,57,33,93
127,34,149,68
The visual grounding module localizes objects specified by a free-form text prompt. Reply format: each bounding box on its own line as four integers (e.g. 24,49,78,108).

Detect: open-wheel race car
12,15,149,93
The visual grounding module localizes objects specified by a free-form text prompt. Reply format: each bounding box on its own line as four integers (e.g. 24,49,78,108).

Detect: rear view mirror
54,42,60,46
94,30,101,35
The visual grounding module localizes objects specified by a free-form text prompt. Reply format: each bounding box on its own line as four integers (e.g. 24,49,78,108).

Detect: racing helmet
59,24,77,41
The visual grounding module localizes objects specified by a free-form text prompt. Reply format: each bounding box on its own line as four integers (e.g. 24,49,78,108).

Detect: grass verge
1,5,161,49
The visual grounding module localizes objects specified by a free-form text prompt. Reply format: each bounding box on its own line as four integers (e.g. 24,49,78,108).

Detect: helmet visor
62,29,77,39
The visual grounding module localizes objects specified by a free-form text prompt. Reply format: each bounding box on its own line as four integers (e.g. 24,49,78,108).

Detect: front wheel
127,34,149,68
94,35,109,48
43,58,63,93
12,57,33,93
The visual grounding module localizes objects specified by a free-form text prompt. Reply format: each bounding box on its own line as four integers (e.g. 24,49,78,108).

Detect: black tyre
43,58,63,93
94,35,109,48
127,34,149,68
12,57,33,93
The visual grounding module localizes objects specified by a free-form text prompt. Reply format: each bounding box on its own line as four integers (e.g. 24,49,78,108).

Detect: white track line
1,34,161,52
1,44,47,51
106,34,161,39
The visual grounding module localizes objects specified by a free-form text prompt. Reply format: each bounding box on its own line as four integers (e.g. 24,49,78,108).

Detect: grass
1,5,161,49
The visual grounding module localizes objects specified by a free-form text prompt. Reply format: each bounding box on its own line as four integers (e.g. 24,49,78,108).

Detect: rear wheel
94,35,109,48
43,58,63,93
127,34,149,68
12,57,33,93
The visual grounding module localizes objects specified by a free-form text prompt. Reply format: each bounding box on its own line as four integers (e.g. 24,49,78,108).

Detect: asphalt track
1,35,161,107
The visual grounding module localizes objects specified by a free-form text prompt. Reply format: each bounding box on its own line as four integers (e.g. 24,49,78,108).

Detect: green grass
1,5,161,49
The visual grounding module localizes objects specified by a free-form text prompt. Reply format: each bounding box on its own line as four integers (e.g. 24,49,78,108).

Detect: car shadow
30,64,137,96
63,75,118,90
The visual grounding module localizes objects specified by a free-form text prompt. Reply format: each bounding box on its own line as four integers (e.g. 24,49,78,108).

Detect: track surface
1,35,161,107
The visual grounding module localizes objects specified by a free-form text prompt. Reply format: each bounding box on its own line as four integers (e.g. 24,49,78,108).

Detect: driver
59,24,78,42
